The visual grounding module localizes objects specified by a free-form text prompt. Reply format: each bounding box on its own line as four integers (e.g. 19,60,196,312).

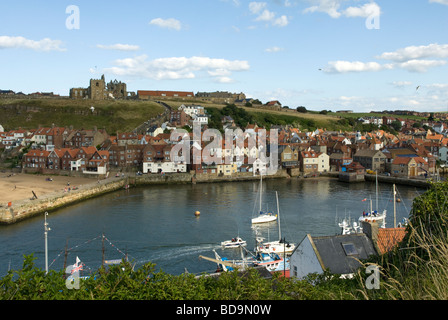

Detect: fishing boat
251,251,289,273
251,175,278,224
199,249,289,274
199,249,251,272
254,192,296,256
221,237,247,248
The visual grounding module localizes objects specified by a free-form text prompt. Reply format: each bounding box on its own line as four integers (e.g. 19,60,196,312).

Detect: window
342,243,358,256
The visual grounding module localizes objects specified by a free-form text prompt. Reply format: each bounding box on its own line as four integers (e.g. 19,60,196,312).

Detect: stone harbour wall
0,179,125,225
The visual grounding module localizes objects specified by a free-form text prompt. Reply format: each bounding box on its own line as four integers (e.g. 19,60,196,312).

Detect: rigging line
104,236,136,261
48,235,102,268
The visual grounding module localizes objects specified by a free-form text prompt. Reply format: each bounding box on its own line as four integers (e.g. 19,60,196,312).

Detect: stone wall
0,179,125,225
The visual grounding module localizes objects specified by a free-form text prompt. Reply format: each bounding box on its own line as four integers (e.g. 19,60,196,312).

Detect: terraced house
353,149,386,173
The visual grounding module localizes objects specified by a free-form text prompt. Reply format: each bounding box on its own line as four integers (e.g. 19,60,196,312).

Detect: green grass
0,98,164,134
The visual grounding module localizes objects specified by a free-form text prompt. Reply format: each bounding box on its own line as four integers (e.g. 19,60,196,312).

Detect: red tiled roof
377,228,406,254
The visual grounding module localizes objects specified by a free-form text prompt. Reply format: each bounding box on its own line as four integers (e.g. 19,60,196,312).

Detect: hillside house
280,145,299,168
353,149,386,172
300,150,319,175
391,155,428,178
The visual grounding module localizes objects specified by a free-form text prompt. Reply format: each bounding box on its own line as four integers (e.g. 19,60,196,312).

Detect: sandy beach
0,173,100,205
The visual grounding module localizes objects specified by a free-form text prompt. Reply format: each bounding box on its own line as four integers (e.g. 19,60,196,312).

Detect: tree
296,106,307,113
390,120,402,132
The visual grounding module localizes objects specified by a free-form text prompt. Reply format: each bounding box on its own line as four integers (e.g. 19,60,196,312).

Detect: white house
439,146,448,164
317,153,330,173
178,104,205,117
253,158,267,176
192,114,209,125
143,161,187,174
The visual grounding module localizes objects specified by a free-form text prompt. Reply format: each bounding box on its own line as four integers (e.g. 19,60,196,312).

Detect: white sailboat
251,175,278,224
338,172,386,235
358,173,387,229
255,192,296,256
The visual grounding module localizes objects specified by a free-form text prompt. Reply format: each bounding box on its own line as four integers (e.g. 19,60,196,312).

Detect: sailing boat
357,172,386,229
255,192,296,256
251,175,278,224
338,172,386,235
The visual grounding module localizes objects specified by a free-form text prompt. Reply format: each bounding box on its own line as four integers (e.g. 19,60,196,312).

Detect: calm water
0,177,425,277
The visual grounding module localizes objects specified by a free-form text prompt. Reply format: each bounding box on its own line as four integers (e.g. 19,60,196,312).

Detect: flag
362,198,367,202
71,256,83,274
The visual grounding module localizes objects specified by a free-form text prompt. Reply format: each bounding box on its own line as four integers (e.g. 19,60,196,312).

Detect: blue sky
0,0,447,113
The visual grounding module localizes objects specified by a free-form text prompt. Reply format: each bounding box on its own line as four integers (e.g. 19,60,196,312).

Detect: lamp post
44,212,50,274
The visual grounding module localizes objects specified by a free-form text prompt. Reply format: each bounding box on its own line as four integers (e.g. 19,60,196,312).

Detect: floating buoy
195,211,200,217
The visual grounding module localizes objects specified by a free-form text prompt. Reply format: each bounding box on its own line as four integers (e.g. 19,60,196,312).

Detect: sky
0,0,447,113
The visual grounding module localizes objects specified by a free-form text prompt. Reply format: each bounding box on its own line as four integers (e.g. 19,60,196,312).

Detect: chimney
362,221,380,254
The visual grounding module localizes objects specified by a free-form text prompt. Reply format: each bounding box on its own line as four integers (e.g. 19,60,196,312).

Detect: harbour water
0,177,425,277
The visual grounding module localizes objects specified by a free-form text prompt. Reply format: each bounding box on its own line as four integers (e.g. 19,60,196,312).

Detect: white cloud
0,36,65,52
391,81,413,88
324,43,448,74
302,0,343,18
96,43,140,51
256,9,276,22
273,15,289,27
249,2,289,27
104,55,250,82
377,43,448,62
302,0,381,19
398,59,447,73
214,76,235,83
249,2,267,14
221,0,241,6
342,2,380,18
265,46,284,53
427,83,448,90
149,18,182,30
323,60,393,73
429,0,448,5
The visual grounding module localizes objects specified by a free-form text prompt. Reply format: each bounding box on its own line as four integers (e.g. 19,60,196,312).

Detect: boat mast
276,191,281,241
44,212,50,274
259,174,262,212
101,233,105,268
375,171,378,212
393,184,396,228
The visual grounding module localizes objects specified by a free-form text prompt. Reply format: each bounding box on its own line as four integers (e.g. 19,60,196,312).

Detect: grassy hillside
168,100,350,132
0,98,164,134
2,98,425,134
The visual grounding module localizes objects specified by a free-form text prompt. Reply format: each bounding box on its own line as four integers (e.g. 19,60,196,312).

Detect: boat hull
251,215,277,224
